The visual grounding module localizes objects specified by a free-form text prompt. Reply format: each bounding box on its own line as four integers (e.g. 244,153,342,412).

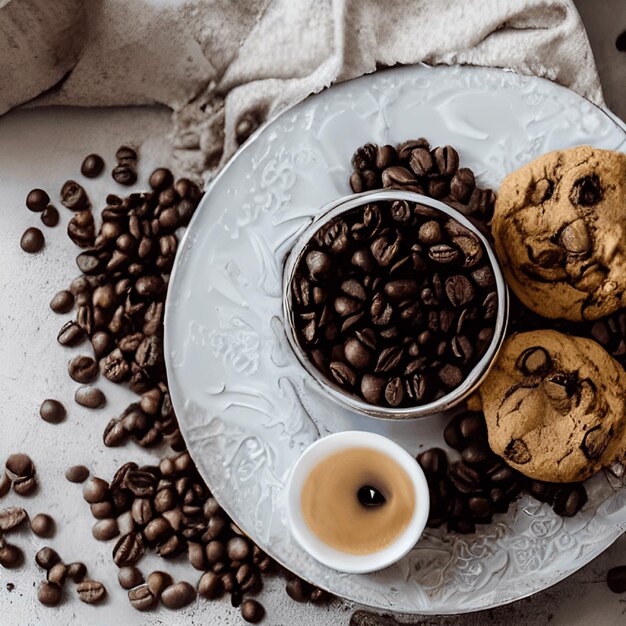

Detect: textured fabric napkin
1,0,603,180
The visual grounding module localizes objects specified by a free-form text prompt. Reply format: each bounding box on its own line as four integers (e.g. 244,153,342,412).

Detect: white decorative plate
164,65,626,614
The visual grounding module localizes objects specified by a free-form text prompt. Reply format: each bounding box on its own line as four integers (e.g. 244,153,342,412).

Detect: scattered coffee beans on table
290,199,497,407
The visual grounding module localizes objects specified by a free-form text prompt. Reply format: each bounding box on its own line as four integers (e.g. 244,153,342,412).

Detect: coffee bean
445,275,475,307
68,355,98,383
50,290,74,313
113,532,145,566
68,210,95,248
65,465,89,483
57,321,85,347
433,145,459,177
118,566,144,589
26,188,50,212
20,227,45,253
147,570,173,598
143,517,172,543
60,180,89,210
0,506,27,531
553,484,587,517
93,518,119,541
36,547,60,570
417,448,448,477
31,513,54,537
198,571,222,599
48,563,68,585
161,581,196,609
83,477,110,504
75,386,106,409
0,472,10,498
113,163,137,186
91,501,115,519
227,536,250,561
13,474,37,495
77,579,107,604
128,584,156,611
38,581,62,606
241,599,265,623
67,562,87,582
116,145,137,162
450,168,476,203
382,166,421,191
81,154,105,178
6,453,34,479
39,399,66,424
41,205,60,227
409,147,434,176
148,168,174,190
607,566,626,594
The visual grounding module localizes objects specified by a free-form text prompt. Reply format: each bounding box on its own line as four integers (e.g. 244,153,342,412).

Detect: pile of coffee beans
43,154,202,450
418,411,587,533
35,545,105,606
349,140,495,230
73,449,327,618
290,200,497,407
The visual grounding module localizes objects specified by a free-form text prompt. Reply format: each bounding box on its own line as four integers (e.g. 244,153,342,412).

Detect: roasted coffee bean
553,484,587,517
47,563,68,585
112,162,138,185
241,599,265,623
417,448,448,477
61,180,89,210
0,472,10,498
75,386,106,409
113,532,145,566
93,518,120,541
143,517,172,543
81,154,105,178
433,145,459,176
50,290,75,314
161,581,196,609
128,584,157,611
116,145,137,162
149,168,174,190
35,546,60,570
198,570,222,599
147,570,173,598
41,204,60,227
26,188,50,212
20,227,45,253
77,579,107,604
101,349,130,383
6,453,34,479
67,210,95,247
607,566,626,594
0,506,27,531
450,168,476,203
13,475,37,495
68,355,98,383
118,566,144,589
83,477,110,503
39,399,66,424
31,513,54,537
38,581,62,606
91,501,115,519
57,320,85,347
65,465,89,483
67,561,87,582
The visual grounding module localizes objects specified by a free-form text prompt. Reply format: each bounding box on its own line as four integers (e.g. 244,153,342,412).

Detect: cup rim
286,431,430,574
282,189,509,419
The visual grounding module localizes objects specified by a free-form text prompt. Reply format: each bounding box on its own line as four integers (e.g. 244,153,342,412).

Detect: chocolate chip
581,425,610,460
517,346,552,376
559,219,591,256
504,439,531,464
570,175,603,206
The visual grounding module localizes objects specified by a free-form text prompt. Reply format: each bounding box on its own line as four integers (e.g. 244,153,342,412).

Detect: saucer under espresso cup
286,431,430,574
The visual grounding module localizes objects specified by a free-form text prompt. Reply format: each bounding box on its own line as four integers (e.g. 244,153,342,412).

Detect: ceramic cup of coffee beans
282,189,509,419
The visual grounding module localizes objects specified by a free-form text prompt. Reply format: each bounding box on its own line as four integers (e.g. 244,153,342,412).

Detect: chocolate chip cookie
493,147,626,321
480,330,626,482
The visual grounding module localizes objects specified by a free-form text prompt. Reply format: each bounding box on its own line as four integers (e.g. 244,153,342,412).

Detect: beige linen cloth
0,0,602,181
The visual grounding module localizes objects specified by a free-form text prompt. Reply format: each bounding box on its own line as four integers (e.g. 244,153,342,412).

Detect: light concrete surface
1,6,625,621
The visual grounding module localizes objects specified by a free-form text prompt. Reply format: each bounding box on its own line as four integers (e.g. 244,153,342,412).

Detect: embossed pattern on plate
164,65,626,614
